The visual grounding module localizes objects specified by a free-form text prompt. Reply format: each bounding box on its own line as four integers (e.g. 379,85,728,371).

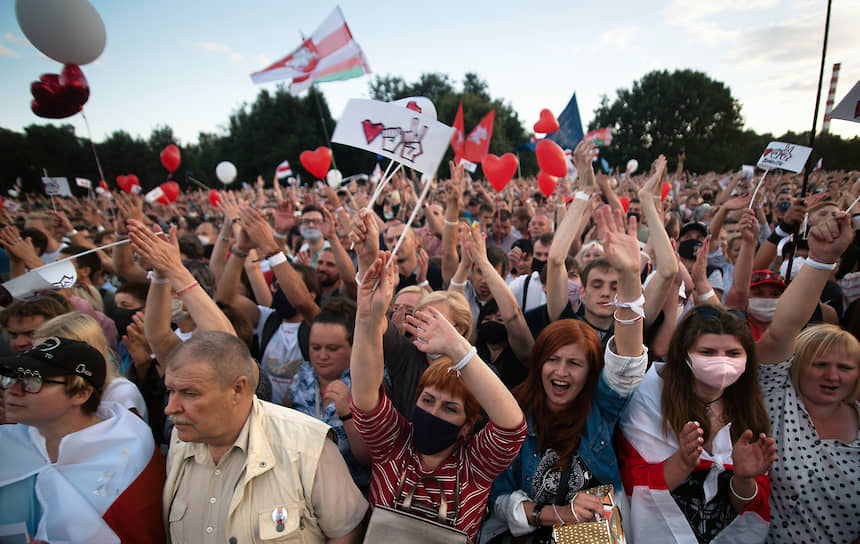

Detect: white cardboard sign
756,141,812,173
42,177,73,197
332,99,454,175
3,259,77,301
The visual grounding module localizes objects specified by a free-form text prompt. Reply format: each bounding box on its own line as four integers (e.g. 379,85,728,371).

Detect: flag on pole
451,102,465,163
814,157,823,171
276,160,293,179
250,7,371,97
584,127,613,146
464,109,495,163
548,92,585,150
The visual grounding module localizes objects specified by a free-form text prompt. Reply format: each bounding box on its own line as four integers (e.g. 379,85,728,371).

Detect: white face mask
197,235,211,246
747,297,778,322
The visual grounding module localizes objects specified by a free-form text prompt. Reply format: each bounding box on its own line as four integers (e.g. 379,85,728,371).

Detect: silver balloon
15,0,107,65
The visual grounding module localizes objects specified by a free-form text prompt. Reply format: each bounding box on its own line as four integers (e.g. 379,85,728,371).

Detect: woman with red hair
349,251,527,542
486,206,648,542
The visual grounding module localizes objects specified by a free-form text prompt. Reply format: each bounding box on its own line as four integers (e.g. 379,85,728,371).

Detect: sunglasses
691,304,747,323
0,372,66,394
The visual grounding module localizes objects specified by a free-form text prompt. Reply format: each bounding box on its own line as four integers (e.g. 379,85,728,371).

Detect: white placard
756,141,813,173
392,96,438,120
332,99,454,175
828,81,860,124
75,177,92,189
459,158,478,173
42,177,73,197
3,259,77,300
741,165,755,179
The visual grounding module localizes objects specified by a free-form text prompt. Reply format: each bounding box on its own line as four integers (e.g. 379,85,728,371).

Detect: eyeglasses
691,304,747,323
0,373,66,394
300,217,322,226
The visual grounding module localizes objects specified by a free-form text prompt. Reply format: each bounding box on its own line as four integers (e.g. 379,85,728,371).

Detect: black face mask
271,287,298,320
775,201,791,212
627,212,640,223
411,405,463,454
477,321,508,346
110,307,142,338
531,258,546,274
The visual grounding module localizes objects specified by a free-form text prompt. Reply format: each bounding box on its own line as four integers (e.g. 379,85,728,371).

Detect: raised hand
807,211,853,264
273,198,297,235
572,140,596,192
348,208,380,271
405,305,465,359
356,250,397,319
219,191,241,223
319,205,337,241
115,192,144,234
238,206,279,256
594,205,640,276
128,220,183,277
732,429,776,479
416,247,429,284
678,420,704,469
0,226,40,267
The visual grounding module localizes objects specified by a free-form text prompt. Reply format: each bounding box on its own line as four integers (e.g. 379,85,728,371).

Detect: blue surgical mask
776,201,791,212
411,405,462,454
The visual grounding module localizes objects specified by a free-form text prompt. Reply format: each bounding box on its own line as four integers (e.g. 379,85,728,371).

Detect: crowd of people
0,141,858,543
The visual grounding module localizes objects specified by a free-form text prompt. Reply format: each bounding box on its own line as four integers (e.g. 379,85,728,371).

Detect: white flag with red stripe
276,160,293,179
250,7,371,96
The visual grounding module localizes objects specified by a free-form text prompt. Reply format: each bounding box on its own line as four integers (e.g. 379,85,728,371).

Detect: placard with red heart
536,139,568,178
533,109,559,134
538,171,557,197
481,153,518,192
300,147,333,179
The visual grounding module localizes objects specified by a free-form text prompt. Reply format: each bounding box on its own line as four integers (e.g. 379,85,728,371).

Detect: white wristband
775,225,791,238
444,219,459,227
574,191,591,201
805,257,837,271
267,251,287,267
449,279,467,288
272,231,287,240
612,293,645,319
146,270,170,285
698,289,716,301
417,280,429,289
449,346,477,375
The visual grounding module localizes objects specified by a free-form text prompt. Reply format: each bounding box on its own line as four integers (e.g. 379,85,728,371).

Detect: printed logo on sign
52,275,76,289
358,118,428,162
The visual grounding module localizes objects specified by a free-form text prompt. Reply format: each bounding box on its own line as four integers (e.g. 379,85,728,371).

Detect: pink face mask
687,352,747,391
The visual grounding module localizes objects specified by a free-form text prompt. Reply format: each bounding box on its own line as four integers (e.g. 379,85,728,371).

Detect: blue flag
548,92,585,150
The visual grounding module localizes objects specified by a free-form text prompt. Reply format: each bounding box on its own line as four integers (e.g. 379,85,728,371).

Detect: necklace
703,396,723,418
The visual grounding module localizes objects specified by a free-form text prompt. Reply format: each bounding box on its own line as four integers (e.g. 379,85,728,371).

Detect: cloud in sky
0,44,19,58
194,41,245,63
4,33,31,47
597,27,638,50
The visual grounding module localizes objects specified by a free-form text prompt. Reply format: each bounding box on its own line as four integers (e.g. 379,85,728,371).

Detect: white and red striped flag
276,160,293,179
250,7,371,96
584,127,613,146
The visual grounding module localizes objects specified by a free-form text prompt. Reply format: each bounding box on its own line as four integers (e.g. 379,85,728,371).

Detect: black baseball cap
0,337,106,389
680,221,708,239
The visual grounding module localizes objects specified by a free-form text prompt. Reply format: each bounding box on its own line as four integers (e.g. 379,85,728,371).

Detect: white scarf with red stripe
618,364,770,543
0,402,155,543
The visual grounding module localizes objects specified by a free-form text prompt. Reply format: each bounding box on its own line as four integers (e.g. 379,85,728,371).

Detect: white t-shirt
507,272,546,313
102,377,148,421
254,306,304,404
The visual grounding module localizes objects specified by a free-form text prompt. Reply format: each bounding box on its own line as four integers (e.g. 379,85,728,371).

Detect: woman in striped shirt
349,250,527,542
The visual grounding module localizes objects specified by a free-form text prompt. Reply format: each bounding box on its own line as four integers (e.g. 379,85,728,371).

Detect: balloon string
80,109,117,226
748,171,768,209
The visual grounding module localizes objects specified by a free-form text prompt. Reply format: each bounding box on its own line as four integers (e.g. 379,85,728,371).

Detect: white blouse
759,360,860,544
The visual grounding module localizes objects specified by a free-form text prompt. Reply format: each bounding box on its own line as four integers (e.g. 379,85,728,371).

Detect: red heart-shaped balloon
661,181,671,201
619,196,631,213
98,180,108,190
537,171,557,197
536,139,568,178
29,64,89,120
157,182,180,205
160,144,181,173
116,175,140,194
533,109,559,134
482,153,518,192
300,147,332,179
209,189,221,208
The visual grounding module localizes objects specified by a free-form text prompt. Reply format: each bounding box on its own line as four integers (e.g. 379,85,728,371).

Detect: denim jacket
486,338,647,537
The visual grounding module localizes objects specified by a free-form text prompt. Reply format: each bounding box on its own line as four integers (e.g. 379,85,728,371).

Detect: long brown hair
662,308,770,443
513,320,603,467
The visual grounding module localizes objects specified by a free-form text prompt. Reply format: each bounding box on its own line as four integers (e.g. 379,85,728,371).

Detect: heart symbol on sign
482,153,518,192
763,148,772,157
362,120,385,144
533,109,559,134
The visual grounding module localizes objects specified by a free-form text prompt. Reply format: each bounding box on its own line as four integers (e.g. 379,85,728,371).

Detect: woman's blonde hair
35,312,117,382
416,290,473,340
792,324,860,403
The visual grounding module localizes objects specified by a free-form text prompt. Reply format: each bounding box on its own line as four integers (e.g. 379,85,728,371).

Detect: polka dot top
759,360,860,544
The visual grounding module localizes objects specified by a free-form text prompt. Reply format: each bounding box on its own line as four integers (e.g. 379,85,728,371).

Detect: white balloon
626,159,639,174
216,161,237,184
15,0,106,65
325,169,343,188
8,189,19,198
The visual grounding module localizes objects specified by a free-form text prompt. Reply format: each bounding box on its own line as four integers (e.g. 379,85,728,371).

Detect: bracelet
729,476,758,501
569,494,580,523
611,293,645,319
231,247,250,259
531,503,545,527
338,412,353,422
355,272,364,285
267,251,287,267
219,235,232,242
449,279,467,288
805,257,837,271
552,504,564,525
146,270,170,284
613,310,643,325
449,346,477,376
272,231,287,240
176,280,200,297
574,191,591,201
698,289,715,301
417,280,429,289
444,219,459,227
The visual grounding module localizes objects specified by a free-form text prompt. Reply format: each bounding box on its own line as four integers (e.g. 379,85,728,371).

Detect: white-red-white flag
250,7,371,96
276,160,293,179
464,109,495,163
